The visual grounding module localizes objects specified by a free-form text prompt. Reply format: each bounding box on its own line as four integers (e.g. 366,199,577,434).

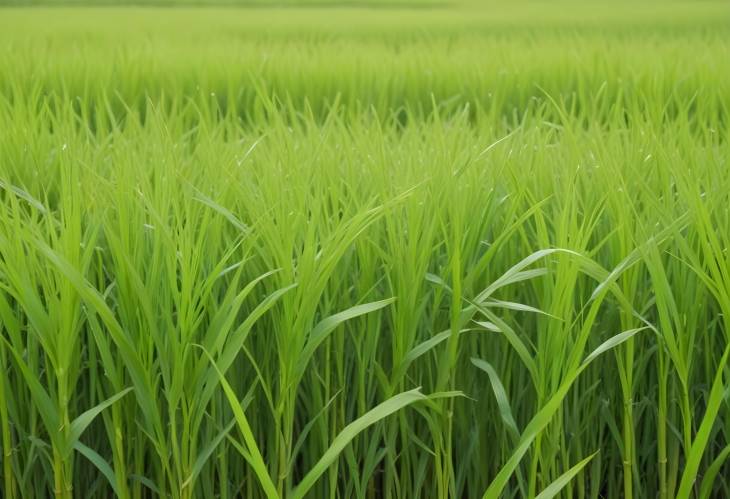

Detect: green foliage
1,2,729,498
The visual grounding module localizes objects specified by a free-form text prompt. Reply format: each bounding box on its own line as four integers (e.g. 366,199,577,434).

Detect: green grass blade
291,388,426,499
534,452,598,499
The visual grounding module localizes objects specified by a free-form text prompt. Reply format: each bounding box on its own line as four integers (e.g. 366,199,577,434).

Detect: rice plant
0,1,729,497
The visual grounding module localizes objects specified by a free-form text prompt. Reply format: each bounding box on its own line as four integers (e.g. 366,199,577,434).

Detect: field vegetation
0,1,729,497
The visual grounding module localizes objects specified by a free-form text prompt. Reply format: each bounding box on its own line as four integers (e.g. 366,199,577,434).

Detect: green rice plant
1,1,729,497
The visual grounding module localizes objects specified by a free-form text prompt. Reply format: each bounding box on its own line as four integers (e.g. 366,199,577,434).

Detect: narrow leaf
291,388,425,499
535,452,598,499
68,388,133,454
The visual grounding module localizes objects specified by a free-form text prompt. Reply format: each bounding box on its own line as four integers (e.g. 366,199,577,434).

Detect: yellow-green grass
0,2,729,498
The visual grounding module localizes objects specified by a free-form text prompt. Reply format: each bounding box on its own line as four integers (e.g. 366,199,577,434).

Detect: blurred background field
1,1,728,124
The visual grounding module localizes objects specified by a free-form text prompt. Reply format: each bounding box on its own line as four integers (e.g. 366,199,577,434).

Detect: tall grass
1,2,730,497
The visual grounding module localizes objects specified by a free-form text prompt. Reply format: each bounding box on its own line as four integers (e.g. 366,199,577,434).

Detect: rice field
0,1,729,498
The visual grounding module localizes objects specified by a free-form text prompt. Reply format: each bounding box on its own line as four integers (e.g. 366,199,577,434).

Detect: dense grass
1,2,730,498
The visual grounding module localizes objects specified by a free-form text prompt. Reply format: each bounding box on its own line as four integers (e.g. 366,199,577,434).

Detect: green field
1,2,729,498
